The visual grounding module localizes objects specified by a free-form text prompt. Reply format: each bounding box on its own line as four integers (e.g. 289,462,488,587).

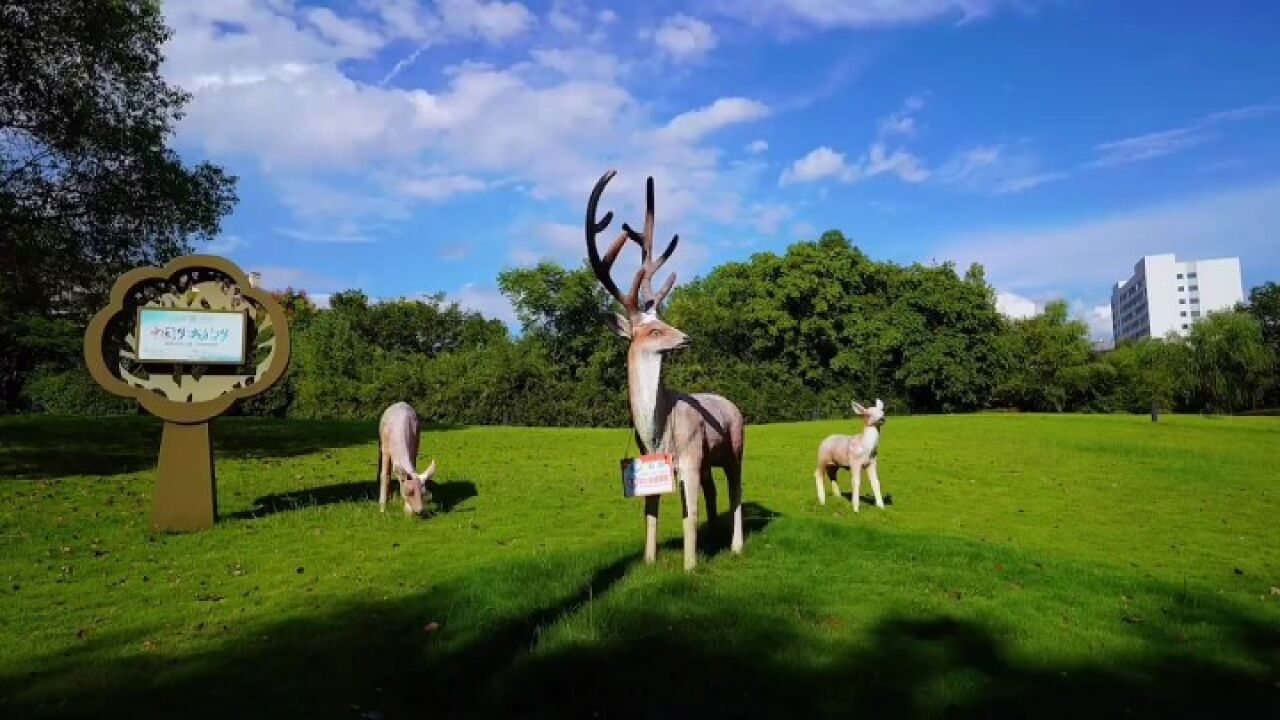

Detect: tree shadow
661,500,780,561
0,416,466,480
2,545,1278,720
224,479,478,520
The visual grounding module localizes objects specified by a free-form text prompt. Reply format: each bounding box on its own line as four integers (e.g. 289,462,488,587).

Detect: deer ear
601,312,632,339
875,398,884,410
419,459,437,483
851,401,866,414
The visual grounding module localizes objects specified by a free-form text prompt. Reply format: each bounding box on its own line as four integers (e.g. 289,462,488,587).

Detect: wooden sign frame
84,255,291,531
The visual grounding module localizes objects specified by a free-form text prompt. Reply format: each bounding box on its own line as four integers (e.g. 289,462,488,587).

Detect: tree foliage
0,0,237,410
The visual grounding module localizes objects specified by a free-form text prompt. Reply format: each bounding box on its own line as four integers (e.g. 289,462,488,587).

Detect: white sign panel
621,453,676,497
136,308,247,364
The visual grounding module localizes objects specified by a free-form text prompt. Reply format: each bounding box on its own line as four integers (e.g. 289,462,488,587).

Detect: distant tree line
15,232,1280,423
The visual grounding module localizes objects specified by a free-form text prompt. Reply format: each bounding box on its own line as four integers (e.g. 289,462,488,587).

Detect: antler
586,170,643,315
621,176,679,310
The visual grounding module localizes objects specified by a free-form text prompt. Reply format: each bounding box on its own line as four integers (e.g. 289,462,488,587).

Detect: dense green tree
994,301,1094,411
1103,338,1195,414
1186,310,1274,412
1,0,237,409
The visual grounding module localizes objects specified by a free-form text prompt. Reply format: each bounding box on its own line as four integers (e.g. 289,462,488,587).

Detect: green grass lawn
1,413,1278,719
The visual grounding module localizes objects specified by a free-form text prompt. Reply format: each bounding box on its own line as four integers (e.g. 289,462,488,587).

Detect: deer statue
585,169,746,571
378,402,438,515
815,399,887,512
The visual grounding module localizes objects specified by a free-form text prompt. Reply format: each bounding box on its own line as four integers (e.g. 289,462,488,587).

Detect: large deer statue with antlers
585,169,746,571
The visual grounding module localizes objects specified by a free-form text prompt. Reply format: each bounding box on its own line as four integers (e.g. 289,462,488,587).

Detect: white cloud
305,7,385,57
1088,101,1278,168
720,0,1003,29
746,139,769,154
396,174,488,200
453,282,517,326
202,234,247,255
657,97,770,143
995,290,1038,319
791,221,817,239
780,143,928,185
878,95,926,137
750,203,793,234
275,227,377,244
938,180,1280,298
653,14,718,62
253,266,351,293
1090,127,1210,168
863,142,929,183
780,146,850,185
437,0,535,44
1076,302,1113,343
936,143,1065,195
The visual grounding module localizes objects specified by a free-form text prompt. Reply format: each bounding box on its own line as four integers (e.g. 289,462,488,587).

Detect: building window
1188,272,1197,278
1189,285,1199,291
1177,273,1183,279
1191,311,1201,317
1177,286,1185,292
1182,324,1189,330
1180,311,1187,316
1179,299,1186,304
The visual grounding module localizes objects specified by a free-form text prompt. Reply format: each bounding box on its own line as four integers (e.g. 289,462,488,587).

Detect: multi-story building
1110,254,1244,342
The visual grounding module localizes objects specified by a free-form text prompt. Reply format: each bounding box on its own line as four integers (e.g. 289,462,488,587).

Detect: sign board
621,453,676,498
136,308,247,364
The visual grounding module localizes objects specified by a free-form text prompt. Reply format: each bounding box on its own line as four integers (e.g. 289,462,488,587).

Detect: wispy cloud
1089,101,1277,167
781,143,928,186
202,234,248,255
937,179,1280,296
935,142,1066,195
718,0,1007,30
653,14,718,63
275,227,377,244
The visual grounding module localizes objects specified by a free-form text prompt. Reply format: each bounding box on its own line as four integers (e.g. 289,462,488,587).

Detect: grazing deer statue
585,169,746,571
815,399,887,512
378,402,438,515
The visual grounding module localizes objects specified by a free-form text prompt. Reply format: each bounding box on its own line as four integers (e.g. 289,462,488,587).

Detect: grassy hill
2,414,1278,718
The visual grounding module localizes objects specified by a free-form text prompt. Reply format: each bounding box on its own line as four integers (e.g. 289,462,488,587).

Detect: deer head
401,459,437,515
852,399,886,428
585,170,688,356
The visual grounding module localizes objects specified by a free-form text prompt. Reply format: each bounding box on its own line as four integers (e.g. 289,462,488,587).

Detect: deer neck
860,424,880,455
627,349,670,454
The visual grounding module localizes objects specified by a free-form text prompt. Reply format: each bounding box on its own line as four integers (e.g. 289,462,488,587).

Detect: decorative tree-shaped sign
84,255,291,531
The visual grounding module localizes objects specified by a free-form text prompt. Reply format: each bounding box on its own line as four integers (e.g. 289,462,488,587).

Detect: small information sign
137,308,247,364
621,453,676,498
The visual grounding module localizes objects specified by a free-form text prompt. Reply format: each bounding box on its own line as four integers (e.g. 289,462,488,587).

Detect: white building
1110,254,1244,342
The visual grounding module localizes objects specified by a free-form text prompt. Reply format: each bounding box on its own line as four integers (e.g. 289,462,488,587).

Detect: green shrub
24,366,132,416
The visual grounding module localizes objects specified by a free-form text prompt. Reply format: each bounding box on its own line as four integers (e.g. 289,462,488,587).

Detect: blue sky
163,0,1280,339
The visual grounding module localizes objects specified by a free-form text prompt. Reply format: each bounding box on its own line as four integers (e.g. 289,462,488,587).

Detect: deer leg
700,465,717,524
828,466,841,501
868,459,885,509
643,495,659,564
378,452,391,513
852,463,862,513
727,459,744,555
814,467,827,505
679,458,700,571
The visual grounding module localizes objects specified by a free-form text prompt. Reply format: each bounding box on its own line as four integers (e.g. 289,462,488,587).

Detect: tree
1,0,237,409
1186,311,1274,413
994,300,1093,411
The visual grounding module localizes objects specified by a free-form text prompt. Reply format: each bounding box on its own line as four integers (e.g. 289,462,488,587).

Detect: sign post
84,255,291,532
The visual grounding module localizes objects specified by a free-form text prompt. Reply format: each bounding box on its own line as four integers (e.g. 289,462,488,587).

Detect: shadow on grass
833,492,895,506
0,416,466,480
225,479,479,520
1,532,1278,720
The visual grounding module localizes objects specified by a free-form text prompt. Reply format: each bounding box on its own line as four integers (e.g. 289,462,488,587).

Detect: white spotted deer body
378,402,437,515
815,399,887,512
586,170,746,571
